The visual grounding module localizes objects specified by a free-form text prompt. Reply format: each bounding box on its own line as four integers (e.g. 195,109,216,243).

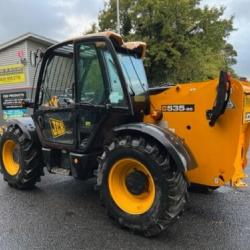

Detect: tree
84,23,99,34
97,0,237,85
98,0,132,36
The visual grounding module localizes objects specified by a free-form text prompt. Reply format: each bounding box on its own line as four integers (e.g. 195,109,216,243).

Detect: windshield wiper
119,60,136,96
128,84,135,96
107,57,136,96
127,53,147,94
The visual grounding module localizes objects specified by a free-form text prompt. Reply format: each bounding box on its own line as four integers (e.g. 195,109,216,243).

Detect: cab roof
48,31,146,58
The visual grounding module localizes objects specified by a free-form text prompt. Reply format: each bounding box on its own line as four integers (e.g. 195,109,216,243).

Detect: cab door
33,43,77,149
74,40,131,151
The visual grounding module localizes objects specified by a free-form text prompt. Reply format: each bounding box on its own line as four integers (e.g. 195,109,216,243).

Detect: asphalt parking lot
1,161,250,250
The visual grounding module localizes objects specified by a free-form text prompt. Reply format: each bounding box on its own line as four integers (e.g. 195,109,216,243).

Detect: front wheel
97,136,188,237
0,125,43,189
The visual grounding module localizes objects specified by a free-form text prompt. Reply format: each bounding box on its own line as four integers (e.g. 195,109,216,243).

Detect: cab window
102,50,125,106
40,43,74,108
77,44,105,105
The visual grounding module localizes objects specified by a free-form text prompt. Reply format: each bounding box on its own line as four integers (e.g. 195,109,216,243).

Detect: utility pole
116,0,120,34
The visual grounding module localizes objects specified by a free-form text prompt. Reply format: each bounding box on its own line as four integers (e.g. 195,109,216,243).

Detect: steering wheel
207,71,231,127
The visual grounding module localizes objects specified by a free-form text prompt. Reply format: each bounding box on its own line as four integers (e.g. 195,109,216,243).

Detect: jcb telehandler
1,32,250,237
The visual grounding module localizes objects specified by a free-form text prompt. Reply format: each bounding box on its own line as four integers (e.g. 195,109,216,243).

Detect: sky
0,0,249,78
202,0,250,78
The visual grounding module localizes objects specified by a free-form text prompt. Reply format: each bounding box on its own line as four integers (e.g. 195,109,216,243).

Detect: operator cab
32,32,149,152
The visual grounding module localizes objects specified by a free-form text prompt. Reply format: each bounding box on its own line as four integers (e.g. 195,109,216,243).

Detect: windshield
118,53,148,95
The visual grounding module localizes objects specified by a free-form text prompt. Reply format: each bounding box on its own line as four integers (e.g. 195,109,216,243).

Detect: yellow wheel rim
2,139,20,176
108,158,155,215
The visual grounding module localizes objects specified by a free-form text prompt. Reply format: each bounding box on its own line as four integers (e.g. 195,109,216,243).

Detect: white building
0,33,56,125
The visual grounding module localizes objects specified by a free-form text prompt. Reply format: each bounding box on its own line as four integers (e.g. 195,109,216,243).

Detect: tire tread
1,125,43,190
97,135,188,237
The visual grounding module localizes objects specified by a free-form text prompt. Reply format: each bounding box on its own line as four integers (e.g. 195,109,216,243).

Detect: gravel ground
1,159,250,250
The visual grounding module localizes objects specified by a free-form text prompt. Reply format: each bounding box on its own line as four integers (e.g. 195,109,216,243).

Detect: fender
113,123,197,172
7,117,37,142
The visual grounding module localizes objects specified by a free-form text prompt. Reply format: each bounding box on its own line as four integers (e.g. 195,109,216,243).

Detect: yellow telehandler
0,32,249,236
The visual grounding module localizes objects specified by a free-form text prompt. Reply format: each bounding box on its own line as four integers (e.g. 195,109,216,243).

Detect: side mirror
30,49,44,68
30,51,37,67
22,99,34,108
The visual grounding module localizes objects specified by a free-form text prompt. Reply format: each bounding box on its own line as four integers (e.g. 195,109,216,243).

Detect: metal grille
42,44,74,104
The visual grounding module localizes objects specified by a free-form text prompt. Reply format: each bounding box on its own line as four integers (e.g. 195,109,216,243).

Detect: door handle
38,115,45,129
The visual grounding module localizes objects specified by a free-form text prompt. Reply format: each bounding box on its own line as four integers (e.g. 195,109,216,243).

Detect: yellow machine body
145,79,250,187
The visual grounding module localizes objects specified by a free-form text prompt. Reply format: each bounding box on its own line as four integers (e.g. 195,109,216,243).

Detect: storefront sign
3,109,28,121
1,92,27,120
0,64,25,84
1,92,26,109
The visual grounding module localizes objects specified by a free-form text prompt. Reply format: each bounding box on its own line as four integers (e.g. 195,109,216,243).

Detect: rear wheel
0,125,43,189
97,135,188,237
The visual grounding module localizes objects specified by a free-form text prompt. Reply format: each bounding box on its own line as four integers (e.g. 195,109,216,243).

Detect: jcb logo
49,118,66,138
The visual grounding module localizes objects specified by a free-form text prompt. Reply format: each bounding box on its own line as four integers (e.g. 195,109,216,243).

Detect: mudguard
7,117,37,142
113,123,197,172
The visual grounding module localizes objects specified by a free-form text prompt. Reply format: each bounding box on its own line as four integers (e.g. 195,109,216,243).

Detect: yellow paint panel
0,64,25,84
145,79,250,187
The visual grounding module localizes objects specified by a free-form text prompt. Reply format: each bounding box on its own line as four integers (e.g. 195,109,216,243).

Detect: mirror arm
22,99,35,108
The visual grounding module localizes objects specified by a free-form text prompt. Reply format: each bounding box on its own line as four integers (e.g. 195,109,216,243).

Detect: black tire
0,125,44,189
188,184,219,194
97,135,188,237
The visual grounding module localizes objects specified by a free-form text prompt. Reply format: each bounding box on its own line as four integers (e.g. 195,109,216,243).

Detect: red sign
16,50,25,58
